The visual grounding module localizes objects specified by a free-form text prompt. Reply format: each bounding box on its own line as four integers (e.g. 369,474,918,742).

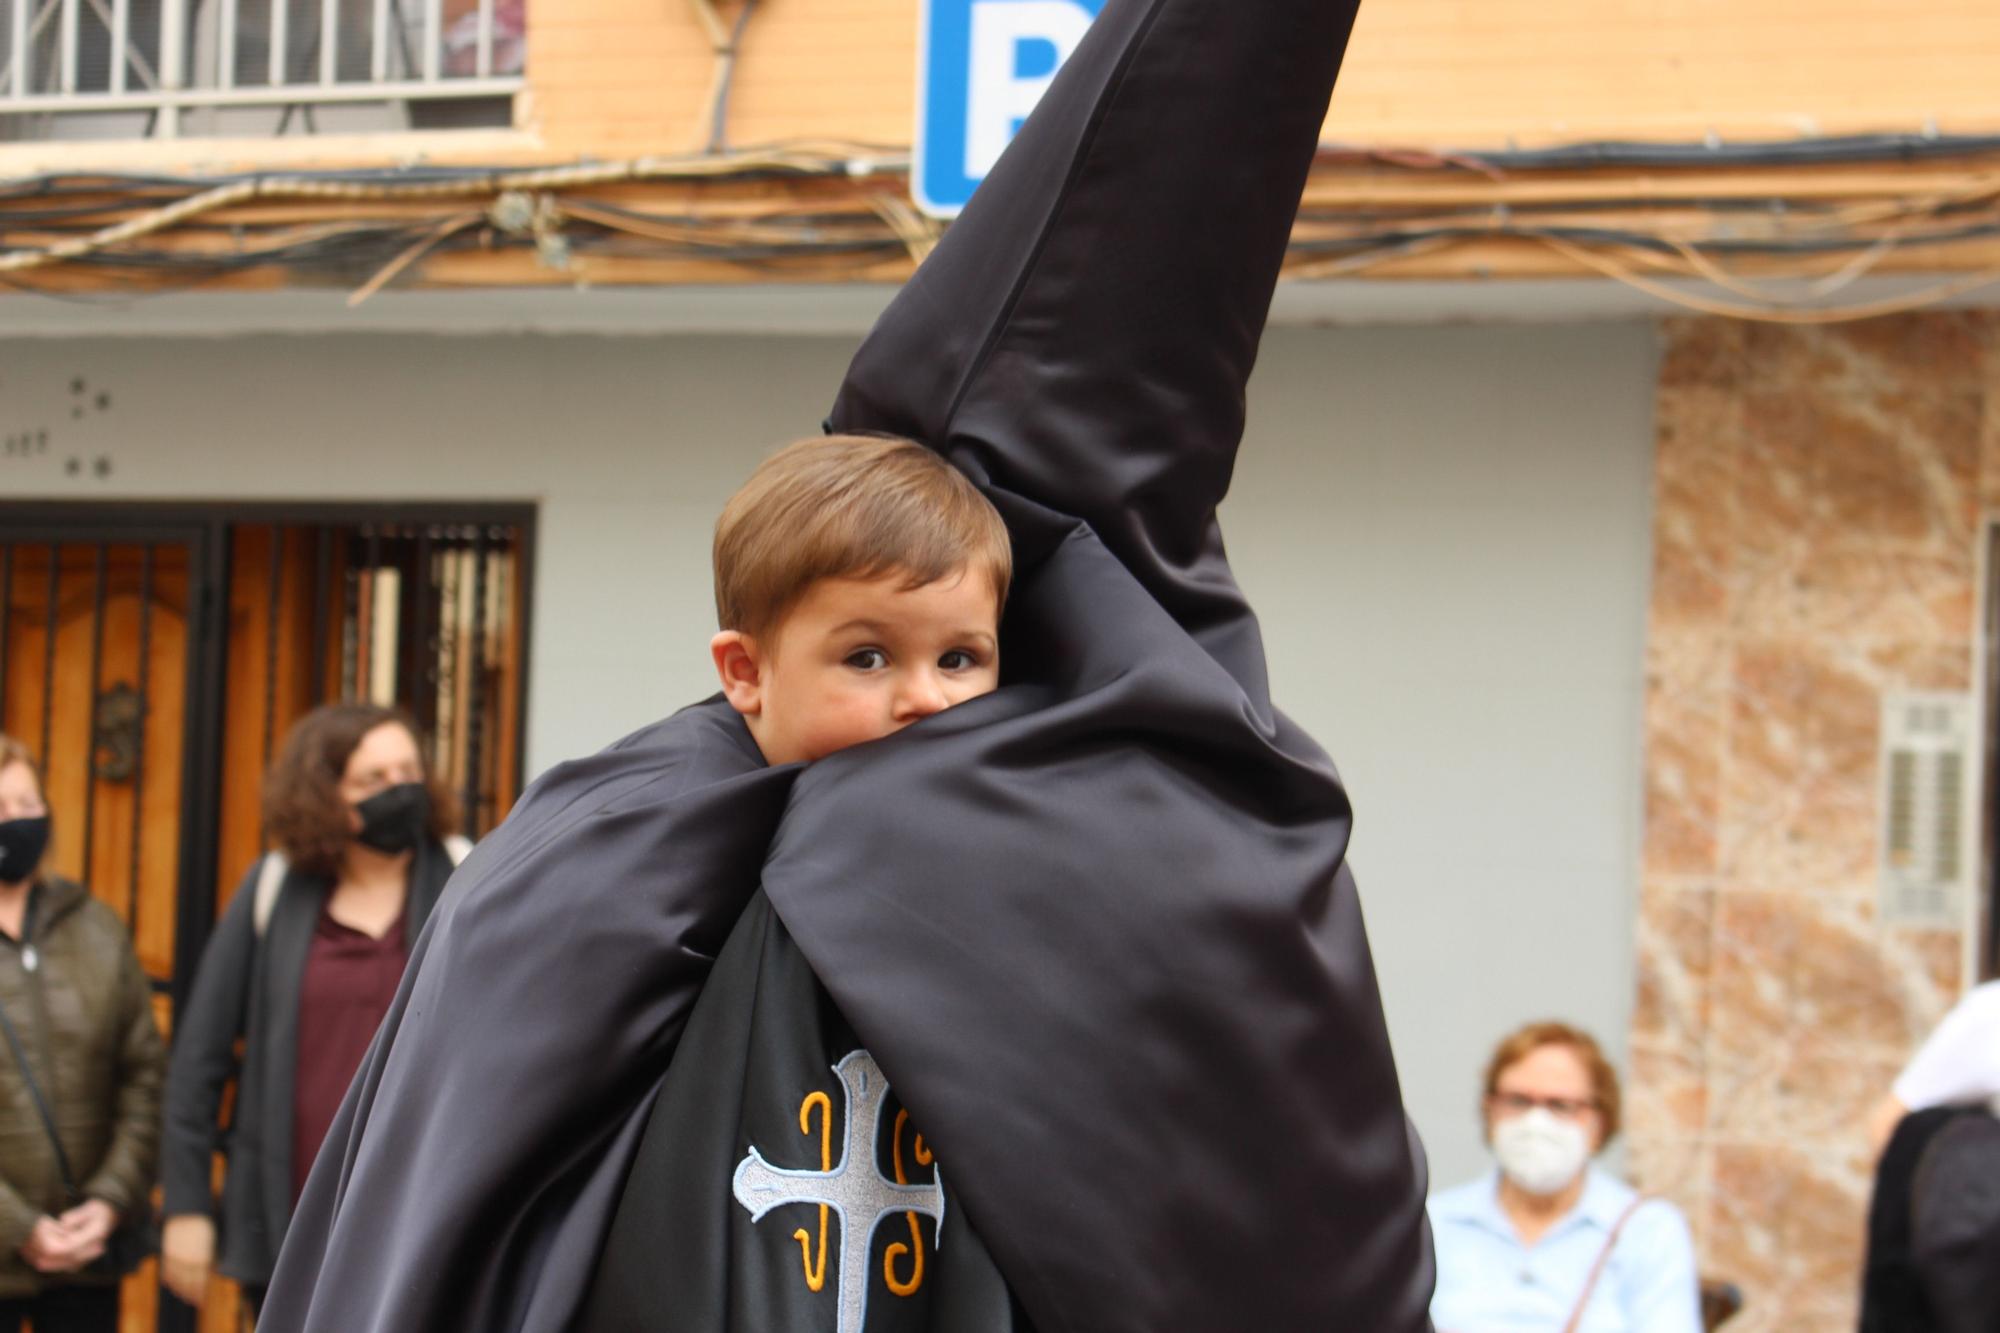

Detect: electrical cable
706,0,759,154
2,121,1999,320
1362,132,2000,173
1537,232,2000,323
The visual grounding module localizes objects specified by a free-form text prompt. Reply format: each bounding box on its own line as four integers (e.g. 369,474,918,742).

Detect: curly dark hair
261,704,460,877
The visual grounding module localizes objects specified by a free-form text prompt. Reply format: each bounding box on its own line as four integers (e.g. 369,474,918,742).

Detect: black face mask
353,783,430,856
0,816,51,886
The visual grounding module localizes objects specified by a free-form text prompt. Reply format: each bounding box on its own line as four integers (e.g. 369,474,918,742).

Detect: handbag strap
1560,1195,1652,1333
252,849,294,940
0,988,80,1202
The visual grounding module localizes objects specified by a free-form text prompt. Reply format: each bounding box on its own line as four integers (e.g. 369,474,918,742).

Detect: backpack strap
252,851,289,941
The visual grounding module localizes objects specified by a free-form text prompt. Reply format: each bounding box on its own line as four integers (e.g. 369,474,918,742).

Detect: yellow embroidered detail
885,1107,935,1297
793,1091,832,1292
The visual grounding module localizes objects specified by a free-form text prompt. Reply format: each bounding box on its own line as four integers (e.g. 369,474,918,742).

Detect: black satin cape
260,702,796,1330
577,891,1026,1332
260,0,1435,1325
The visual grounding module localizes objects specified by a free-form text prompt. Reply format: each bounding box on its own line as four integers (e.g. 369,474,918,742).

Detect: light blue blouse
1427,1168,1701,1333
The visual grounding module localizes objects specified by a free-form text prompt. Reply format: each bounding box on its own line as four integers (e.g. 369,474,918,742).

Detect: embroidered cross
732,1050,946,1333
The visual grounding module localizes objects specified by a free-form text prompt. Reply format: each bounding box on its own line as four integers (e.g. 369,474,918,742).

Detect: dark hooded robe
260,0,1436,1327
576,893,1026,1333
1861,1106,2000,1333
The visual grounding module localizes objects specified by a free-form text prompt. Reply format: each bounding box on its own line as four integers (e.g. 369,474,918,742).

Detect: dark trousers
0,1284,119,1333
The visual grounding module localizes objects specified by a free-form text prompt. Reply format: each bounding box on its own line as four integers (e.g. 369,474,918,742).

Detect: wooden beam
4,150,1999,299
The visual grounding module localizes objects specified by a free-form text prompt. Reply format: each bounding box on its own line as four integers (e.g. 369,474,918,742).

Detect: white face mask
1492,1108,1592,1196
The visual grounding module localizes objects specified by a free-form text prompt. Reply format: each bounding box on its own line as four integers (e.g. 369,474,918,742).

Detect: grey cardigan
160,840,457,1283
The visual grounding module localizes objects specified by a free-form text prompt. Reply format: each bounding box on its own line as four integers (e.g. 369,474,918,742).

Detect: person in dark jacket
0,734,166,1332
158,704,466,1314
1861,1087,2000,1332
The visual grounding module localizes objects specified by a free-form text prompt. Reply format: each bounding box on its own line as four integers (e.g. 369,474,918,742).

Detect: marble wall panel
1864,639,1975,694
1705,891,1803,1071
1737,545,1974,644
1633,312,1998,1326
1707,1142,1872,1332
1718,639,1881,893
1643,638,1729,876
1624,1132,1709,1251
1626,1042,1709,1140
1633,882,1714,1051
1659,317,1748,392
1806,390,1974,551
1651,388,1740,633
1734,390,1821,562
1733,318,1982,617
1900,926,1966,1004
1982,328,2000,509
1830,314,1991,393
1697,888,1968,1286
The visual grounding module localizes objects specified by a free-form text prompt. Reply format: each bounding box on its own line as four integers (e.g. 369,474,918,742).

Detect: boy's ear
710,631,764,717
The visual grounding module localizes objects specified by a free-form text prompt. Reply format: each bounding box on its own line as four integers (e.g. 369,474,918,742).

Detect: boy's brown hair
714,434,1012,641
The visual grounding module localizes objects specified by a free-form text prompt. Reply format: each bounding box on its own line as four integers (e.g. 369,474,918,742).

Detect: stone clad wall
1629,312,2000,1330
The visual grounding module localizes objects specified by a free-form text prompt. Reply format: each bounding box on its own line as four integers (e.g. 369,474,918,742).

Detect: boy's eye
939,650,978,671
844,648,888,670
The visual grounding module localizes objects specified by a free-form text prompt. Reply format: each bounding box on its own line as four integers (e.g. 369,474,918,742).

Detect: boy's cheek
958,673,1002,704
806,698,896,757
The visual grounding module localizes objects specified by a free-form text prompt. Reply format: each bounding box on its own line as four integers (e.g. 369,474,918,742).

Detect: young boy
705,434,1011,769
264,0,1435,1327
261,438,1018,1332
571,434,1029,1331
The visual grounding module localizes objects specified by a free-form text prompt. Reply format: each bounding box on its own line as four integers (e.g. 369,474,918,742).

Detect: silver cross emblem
732,1050,946,1333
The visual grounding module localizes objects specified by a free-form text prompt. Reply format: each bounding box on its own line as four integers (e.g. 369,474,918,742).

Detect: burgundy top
292,904,409,1205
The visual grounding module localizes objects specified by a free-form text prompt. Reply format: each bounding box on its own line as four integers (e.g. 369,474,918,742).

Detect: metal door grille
265,517,527,835
0,523,213,984
0,501,532,981
1,500,533,1333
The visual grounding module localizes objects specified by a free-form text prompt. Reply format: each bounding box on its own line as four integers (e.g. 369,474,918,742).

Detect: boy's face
712,566,1001,766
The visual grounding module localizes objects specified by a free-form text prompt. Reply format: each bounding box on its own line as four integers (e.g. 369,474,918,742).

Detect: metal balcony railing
0,0,522,140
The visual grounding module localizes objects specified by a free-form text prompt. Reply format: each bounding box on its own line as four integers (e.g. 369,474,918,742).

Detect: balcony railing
0,0,522,140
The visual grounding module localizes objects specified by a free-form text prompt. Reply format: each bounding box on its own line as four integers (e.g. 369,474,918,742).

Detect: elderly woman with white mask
1428,1022,1702,1333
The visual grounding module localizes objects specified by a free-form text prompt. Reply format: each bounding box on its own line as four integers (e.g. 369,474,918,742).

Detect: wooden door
1,528,218,1333
2,507,532,1333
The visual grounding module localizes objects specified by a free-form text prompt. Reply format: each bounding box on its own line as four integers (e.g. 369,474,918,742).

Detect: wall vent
1880,691,1975,928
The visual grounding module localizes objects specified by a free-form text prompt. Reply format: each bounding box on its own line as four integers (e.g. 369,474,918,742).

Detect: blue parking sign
915,0,1107,217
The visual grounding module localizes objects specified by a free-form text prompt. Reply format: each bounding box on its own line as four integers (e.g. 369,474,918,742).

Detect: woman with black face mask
159,704,469,1317
0,735,166,1332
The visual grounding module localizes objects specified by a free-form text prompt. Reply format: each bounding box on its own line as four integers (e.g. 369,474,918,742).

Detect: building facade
4,2,2000,1330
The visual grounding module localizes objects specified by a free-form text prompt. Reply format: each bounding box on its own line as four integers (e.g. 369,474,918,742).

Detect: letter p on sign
915,0,1104,217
